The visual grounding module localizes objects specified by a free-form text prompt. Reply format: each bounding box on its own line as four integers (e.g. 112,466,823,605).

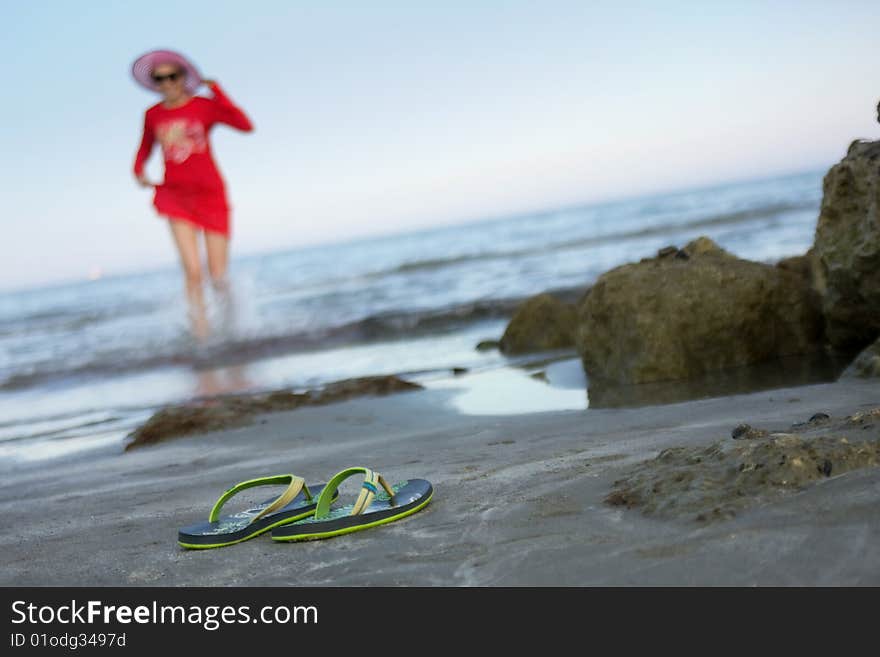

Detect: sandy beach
7,0,880,603
3,371,878,587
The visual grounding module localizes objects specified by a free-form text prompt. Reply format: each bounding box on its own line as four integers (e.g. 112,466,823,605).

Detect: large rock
812,139,880,350
841,335,880,378
776,249,815,285
499,293,577,354
576,238,824,385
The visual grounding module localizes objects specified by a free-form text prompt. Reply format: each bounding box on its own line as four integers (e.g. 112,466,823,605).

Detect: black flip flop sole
271,479,433,542
178,483,336,548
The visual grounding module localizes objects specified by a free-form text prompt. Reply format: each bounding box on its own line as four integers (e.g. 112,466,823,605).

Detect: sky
1,0,879,291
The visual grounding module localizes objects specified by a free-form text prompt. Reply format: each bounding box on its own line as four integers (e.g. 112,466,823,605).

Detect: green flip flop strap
314,467,396,520
208,474,311,525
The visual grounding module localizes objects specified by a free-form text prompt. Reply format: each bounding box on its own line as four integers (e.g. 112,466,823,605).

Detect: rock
731,424,769,440
776,250,815,284
731,424,750,440
841,335,880,378
812,140,880,350
125,375,422,450
475,340,501,352
848,407,880,424
790,411,831,431
576,237,825,385
499,293,577,355
311,375,421,404
605,429,880,522
681,236,730,258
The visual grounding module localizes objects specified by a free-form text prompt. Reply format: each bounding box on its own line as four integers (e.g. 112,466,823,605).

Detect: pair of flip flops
178,467,433,549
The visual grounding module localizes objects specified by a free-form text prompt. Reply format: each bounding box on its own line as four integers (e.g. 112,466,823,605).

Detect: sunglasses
151,71,183,84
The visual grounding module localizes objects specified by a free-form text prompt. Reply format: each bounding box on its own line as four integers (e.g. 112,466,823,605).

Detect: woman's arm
133,112,155,184
206,81,254,132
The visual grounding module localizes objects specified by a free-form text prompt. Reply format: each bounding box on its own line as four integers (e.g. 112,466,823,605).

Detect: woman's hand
202,78,217,88
135,174,153,188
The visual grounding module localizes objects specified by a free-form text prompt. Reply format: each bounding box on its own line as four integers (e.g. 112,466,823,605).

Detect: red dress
133,82,253,236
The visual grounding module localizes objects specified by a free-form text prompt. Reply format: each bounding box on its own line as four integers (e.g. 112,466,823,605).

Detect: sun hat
131,49,202,95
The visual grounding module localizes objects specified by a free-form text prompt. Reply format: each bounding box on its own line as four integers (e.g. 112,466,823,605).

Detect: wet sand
2,375,879,586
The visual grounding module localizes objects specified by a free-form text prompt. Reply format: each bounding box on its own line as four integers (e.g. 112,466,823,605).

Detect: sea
0,169,829,466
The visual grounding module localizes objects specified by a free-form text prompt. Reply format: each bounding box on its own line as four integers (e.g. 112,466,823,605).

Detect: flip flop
271,467,433,542
178,474,337,549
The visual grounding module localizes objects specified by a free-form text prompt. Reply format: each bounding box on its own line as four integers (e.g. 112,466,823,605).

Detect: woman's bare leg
168,219,209,339
205,230,234,328
205,230,229,290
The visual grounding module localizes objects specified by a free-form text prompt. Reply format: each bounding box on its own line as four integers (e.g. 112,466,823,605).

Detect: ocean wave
0,286,586,392
0,300,163,338
383,201,816,276
0,195,816,393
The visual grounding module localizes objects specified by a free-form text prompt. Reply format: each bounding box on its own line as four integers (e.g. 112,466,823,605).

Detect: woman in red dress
132,49,253,338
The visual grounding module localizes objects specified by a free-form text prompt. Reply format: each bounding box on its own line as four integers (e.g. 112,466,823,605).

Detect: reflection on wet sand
193,364,253,399
586,349,857,409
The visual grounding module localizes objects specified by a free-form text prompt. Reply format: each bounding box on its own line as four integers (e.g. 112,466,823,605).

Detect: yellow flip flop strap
314,467,396,519
208,474,311,525
252,476,309,523
351,470,395,516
